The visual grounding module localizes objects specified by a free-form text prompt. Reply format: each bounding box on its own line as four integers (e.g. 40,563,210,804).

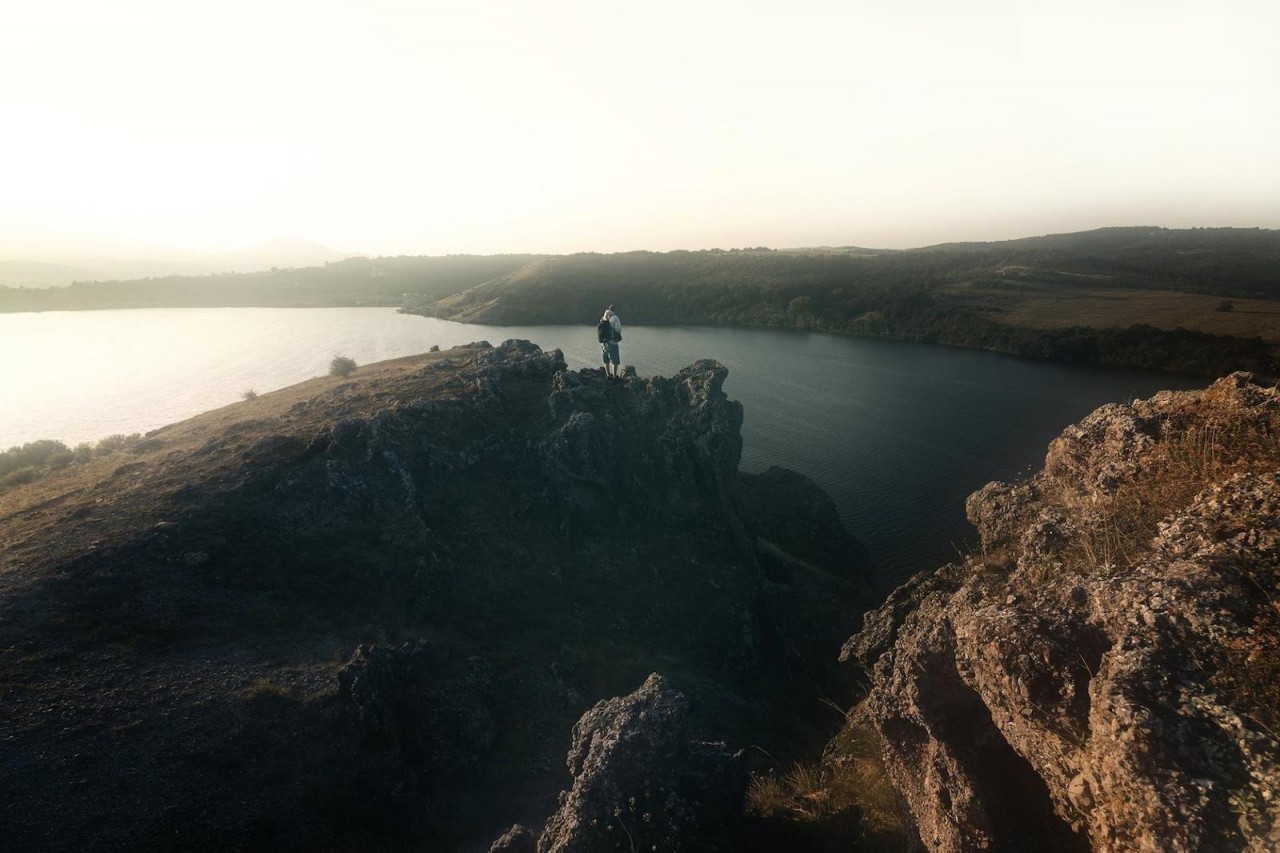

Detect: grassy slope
0,341,873,850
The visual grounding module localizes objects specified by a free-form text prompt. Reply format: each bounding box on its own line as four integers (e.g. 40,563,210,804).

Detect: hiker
596,305,623,379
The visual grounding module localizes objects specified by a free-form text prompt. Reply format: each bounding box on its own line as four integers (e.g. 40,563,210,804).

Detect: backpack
596,318,614,343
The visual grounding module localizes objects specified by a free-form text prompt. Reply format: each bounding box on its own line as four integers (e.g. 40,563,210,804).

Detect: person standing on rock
597,305,623,379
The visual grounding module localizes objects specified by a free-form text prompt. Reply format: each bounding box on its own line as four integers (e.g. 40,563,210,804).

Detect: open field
945,281,1280,343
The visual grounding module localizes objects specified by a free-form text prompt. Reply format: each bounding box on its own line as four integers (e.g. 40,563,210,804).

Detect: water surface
0,308,1202,583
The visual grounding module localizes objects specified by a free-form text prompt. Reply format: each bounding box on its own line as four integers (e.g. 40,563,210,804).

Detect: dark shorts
601,341,620,365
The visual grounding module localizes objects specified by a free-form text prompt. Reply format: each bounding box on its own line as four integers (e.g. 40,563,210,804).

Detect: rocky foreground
6,345,1277,852
0,341,871,851
844,373,1280,851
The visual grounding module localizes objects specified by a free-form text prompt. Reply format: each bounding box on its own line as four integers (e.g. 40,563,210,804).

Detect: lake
0,307,1201,583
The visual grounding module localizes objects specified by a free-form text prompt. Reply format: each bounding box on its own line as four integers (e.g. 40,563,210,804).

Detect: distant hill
915,224,1280,254
0,235,357,287
4,226,1277,377
406,227,1280,377
0,254,539,311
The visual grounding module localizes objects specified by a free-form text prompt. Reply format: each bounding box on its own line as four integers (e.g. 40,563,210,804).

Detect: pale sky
2,0,1277,256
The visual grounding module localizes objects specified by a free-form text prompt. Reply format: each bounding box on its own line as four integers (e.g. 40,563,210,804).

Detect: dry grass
1052,394,1280,576
945,281,1280,343
747,712,907,848
0,346,463,570
1030,380,1280,733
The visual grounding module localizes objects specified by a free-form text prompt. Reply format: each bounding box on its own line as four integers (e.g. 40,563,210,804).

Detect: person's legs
601,342,611,376
608,342,620,377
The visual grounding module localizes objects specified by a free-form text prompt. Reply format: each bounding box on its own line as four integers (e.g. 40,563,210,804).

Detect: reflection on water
0,307,1201,583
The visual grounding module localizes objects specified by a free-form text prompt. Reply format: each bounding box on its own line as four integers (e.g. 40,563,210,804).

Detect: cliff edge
0,341,872,851
845,373,1280,851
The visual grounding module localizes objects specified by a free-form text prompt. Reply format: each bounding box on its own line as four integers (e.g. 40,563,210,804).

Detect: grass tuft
747,712,907,848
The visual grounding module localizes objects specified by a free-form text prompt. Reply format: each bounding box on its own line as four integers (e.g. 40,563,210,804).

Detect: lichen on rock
848,372,1280,852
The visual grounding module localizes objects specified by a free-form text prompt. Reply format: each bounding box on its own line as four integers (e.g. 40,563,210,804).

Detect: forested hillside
411,228,1280,377
6,227,1277,377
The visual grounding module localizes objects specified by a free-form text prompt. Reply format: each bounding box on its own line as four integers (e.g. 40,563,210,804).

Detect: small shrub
0,468,38,487
747,713,907,846
241,388,258,402
96,433,141,454
0,439,70,477
329,355,357,378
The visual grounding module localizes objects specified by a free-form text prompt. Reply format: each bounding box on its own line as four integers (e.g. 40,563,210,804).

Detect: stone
847,373,1280,852
532,674,746,852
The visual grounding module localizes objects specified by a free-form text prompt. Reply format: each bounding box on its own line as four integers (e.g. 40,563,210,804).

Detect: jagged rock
0,340,872,852
337,640,496,770
490,824,538,853
540,359,745,525
533,674,746,852
850,373,1280,852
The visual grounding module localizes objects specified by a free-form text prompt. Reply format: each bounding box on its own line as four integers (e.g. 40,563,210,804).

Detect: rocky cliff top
0,340,872,851
846,372,1280,851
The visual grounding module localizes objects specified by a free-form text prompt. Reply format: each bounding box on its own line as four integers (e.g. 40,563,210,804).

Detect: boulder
533,674,747,852
849,373,1280,851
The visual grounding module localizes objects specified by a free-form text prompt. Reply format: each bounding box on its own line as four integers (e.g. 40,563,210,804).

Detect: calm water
0,308,1201,583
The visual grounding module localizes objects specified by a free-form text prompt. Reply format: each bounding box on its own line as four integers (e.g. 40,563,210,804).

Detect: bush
747,713,906,847
241,388,258,401
0,440,71,477
329,355,357,378
95,434,141,454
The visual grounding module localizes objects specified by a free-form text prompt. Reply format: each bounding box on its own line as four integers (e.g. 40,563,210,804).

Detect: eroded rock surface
521,673,746,852
847,373,1280,852
0,340,871,851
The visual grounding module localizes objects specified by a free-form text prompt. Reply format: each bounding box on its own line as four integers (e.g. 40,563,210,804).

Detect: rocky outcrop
846,373,1280,851
494,674,747,852
0,340,872,851
337,640,497,772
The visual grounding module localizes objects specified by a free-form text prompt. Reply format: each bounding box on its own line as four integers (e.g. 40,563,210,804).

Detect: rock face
507,674,746,852
0,340,872,851
846,373,1280,851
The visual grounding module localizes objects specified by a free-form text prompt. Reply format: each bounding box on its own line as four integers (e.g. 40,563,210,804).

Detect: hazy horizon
4,0,1278,259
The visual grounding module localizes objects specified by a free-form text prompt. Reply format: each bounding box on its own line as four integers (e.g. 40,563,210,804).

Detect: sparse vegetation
0,432,156,490
95,433,143,454
329,355,357,378
747,713,907,849
1051,390,1280,577
967,376,1280,748
241,388,258,401
0,440,72,480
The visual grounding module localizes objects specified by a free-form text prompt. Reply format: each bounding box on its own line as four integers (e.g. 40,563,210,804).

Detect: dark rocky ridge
843,373,1280,851
0,340,872,850
514,673,748,852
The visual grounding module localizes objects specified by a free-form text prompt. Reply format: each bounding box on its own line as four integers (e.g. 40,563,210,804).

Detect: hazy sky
3,0,1277,256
